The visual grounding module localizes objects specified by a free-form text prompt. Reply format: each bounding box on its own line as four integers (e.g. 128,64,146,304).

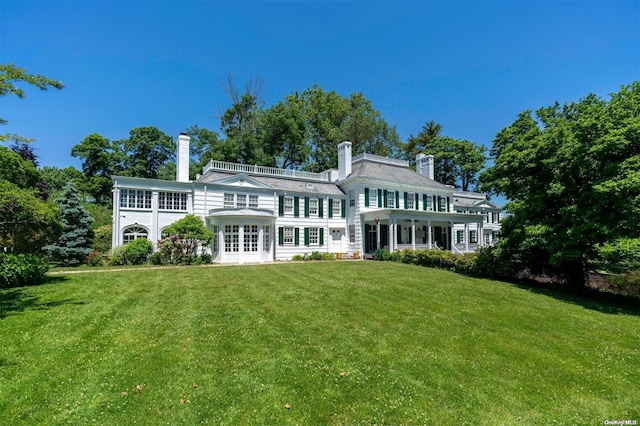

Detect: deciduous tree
480,82,640,288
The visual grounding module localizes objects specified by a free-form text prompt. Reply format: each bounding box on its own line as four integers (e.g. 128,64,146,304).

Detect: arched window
122,225,148,244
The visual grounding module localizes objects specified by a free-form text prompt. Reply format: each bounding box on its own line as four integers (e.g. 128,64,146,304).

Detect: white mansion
111,134,502,263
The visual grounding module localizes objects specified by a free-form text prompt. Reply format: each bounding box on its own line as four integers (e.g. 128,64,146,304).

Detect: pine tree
44,182,94,266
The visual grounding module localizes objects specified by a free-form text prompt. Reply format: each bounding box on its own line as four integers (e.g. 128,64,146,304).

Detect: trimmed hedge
0,253,49,288
372,248,513,279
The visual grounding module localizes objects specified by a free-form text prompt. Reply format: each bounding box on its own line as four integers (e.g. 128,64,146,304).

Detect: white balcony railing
202,160,332,182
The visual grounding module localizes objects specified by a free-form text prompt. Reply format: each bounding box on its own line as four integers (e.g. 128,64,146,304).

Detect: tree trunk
562,259,587,291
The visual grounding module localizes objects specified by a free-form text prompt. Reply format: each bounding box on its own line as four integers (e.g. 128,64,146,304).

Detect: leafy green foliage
597,238,640,273
39,166,86,200
108,238,153,266
161,214,213,265
480,82,640,288
0,253,48,288
44,183,95,266
71,133,123,204
92,225,112,253
0,145,41,189
0,63,63,128
0,181,61,253
86,250,104,267
405,125,486,190
120,127,175,179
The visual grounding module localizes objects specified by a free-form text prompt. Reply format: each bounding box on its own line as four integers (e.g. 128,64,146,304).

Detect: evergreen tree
45,182,95,266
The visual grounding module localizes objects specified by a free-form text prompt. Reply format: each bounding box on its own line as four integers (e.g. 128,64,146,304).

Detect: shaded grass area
0,262,638,425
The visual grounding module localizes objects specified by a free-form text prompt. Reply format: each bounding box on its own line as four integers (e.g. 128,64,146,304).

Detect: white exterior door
330,228,344,253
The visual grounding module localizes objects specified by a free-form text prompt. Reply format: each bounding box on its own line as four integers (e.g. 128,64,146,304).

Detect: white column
411,219,416,250
427,220,432,249
259,224,264,262
112,183,120,248
450,222,455,253
152,190,159,243
376,221,381,251
390,220,395,252
479,222,484,247
464,222,469,253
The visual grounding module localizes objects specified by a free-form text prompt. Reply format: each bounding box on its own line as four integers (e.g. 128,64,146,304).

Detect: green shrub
609,270,640,297
373,249,390,261
108,245,128,266
124,238,153,265
92,225,112,253
86,250,103,267
108,239,153,266
0,253,49,288
292,254,304,261
199,253,213,264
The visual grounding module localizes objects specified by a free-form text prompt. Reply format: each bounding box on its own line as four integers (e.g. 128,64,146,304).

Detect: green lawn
1,262,638,425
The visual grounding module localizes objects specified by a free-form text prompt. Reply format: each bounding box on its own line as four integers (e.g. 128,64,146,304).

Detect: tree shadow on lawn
509,279,640,316
0,276,86,320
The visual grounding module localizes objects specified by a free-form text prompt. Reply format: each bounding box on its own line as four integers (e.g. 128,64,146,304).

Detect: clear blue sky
2,1,639,173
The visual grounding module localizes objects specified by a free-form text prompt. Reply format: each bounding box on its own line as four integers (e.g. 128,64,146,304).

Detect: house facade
111,135,502,262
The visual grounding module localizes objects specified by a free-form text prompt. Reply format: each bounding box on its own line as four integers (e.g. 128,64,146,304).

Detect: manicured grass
1,262,638,425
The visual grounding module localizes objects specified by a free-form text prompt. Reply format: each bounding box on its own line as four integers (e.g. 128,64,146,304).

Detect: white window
284,197,293,214
283,227,294,245
426,195,433,211
123,225,148,244
120,189,152,209
407,193,415,209
212,225,219,252
224,225,239,252
249,195,259,208
456,230,464,244
349,224,355,243
309,227,319,245
309,198,318,216
469,230,478,244
332,199,341,216
484,232,491,245
370,189,377,207
264,225,270,251
387,191,395,208
237,194,247,208
159,192,187,210
244,224,258,252
224,193,234,208
349,190,355,207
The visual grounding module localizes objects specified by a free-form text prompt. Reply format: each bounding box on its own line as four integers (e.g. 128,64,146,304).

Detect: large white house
111,134,502,263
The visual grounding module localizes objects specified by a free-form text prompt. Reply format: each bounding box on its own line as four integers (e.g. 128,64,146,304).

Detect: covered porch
361,211,484,254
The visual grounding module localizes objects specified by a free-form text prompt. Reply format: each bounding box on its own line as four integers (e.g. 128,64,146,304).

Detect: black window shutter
294,196,299,217
364,188,370,207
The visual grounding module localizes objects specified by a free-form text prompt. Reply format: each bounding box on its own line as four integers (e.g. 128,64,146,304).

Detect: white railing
352,153,408,167
202,160,332,182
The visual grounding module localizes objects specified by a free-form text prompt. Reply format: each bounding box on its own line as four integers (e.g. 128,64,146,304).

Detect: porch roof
361,209,485,223
207,208,275,219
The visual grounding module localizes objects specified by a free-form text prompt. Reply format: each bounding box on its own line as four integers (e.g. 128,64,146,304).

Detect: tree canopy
480,82,640,288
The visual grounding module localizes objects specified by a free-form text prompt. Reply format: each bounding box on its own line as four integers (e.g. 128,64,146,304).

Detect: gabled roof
453,193,501,209
342,161,452,190
197,170,345,196
205,173,273,189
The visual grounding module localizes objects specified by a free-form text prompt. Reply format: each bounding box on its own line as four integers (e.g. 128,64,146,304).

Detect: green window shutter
433,195,437,211
364,188,370,207
404,192,408,209
415,193,419,210
319,228,324,246
278,195,284,216
318,198,323,218
395,191,399,208
341,199,345,218
278,227,284,245
294,228,300,246
383,190,388,208
456,230,463,244
304,228,310,246
378,189,383,207
304,197,310,218
294,196,300,217
447,197,451,212
423,194,427,211
328,198,333,218
437,196,442,212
